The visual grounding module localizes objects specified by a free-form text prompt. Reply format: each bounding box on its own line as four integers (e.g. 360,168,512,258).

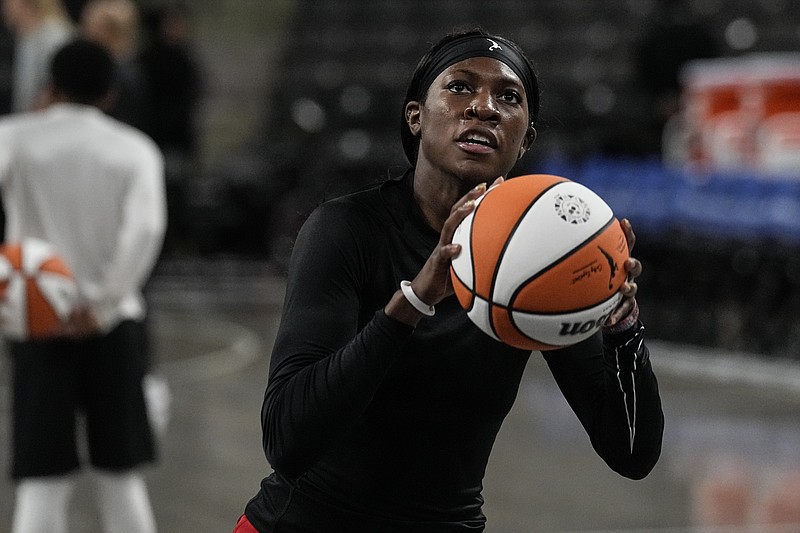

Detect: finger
621,218,636,255
449,182,486,216
441,196,478,247
625,257,642,281
620,280,638,299
452,178,501,212
605,298,633,326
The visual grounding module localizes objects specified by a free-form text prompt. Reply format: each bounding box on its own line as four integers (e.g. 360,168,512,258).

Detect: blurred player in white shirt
0,38,166,533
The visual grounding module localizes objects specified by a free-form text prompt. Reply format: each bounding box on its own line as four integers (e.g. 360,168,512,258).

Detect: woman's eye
448,81,470,93
501,90,522,104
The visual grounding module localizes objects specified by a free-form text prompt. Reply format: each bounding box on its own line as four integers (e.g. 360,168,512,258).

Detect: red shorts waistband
233,514,259,533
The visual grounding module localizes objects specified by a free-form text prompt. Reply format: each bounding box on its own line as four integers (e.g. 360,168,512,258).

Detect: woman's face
407,56,534,186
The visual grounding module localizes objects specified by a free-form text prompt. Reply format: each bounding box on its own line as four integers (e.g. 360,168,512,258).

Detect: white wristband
400,280,435,316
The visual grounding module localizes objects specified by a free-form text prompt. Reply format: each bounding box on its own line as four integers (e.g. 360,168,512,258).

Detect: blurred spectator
1,0,74,112
79,0,152,132
140,2,201,163
635,0,721,155
139,2,202,254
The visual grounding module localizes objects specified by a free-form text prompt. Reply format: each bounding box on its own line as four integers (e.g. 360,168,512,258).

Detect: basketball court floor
2,259,800,532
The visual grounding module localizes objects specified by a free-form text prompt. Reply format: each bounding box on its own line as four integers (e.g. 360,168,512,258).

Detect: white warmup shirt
0,103,166,331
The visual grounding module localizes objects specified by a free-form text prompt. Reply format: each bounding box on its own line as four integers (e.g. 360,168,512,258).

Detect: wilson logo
559,313,612,336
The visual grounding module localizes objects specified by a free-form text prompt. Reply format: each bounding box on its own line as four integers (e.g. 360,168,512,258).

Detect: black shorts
9,319,156,479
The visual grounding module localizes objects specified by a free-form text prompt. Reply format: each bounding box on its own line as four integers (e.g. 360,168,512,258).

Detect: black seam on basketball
507,215,616,329
510,291,620,316
451,267,477,312
467,196,479,307
487,179,567,340
488,301,561,348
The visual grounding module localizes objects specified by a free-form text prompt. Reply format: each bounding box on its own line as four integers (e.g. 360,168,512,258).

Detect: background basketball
450,174,629,351
0,238,78,340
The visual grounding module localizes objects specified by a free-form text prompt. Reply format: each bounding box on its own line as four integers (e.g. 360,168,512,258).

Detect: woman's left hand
605,218,642,328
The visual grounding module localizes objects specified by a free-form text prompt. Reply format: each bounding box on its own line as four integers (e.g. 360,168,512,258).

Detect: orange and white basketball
0,238,78,340
450,174,629,351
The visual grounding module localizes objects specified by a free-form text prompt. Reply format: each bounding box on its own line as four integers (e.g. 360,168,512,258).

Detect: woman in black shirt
234,28,664,533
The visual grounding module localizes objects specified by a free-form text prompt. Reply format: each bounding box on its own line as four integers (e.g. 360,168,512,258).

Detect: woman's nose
465,94,499,120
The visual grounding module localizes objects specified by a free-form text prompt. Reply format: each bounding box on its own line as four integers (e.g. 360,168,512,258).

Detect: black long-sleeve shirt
244,171,664,532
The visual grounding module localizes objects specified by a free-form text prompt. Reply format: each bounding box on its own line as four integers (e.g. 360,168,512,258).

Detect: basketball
450,174,629,351
0,238,78,340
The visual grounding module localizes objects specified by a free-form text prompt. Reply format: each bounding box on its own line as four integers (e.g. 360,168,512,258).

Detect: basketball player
233,29,664,532
0,39,165,533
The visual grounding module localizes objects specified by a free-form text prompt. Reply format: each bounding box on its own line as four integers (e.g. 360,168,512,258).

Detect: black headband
416,34,536,116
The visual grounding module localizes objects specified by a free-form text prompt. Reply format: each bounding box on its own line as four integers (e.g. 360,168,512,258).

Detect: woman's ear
405,101,421,137
519,126,537,159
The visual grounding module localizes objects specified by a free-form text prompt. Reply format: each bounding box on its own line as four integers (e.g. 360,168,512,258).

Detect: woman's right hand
385,177,503,325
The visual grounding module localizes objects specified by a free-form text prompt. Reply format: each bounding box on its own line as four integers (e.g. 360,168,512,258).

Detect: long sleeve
261,201,414,479
543,323,664,479
82,138,166,328
0,120,16,185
